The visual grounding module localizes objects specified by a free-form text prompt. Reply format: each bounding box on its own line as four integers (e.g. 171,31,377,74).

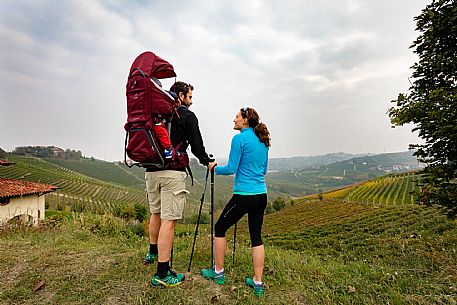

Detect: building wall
0,195,45,226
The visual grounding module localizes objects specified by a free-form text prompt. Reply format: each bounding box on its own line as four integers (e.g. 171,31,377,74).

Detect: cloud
0,0,429,160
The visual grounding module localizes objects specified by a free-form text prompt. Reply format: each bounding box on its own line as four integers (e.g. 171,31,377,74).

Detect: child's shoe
164,148,173,159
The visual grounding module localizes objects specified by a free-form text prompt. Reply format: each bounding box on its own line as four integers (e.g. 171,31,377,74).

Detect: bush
134,203,148,222
113,203,136,220
272,197,286,212
265,202,275,214
126,222,145,237
76,213,135,237
187,212,210,224
45,210,72,228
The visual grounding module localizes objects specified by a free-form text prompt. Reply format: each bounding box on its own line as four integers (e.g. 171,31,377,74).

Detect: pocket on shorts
170,189,189,219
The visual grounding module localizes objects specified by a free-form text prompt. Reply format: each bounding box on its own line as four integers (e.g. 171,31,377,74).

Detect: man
144,81,211,287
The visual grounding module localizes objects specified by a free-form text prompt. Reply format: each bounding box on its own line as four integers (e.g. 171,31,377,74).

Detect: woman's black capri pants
214,193,267,247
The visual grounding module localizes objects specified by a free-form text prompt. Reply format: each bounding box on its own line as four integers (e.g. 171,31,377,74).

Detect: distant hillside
45,158,146,189
266,151,423,196
0,151,423,212
0,154,145,215
267,152,367,171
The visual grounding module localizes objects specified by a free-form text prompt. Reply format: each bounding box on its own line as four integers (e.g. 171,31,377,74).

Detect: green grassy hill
0,154,146,215
322,171,421,205
1,198,456,304
45,158,146,189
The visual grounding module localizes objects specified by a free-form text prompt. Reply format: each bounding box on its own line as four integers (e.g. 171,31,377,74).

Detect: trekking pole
170,246,174,269
211,167,215,265
187,167,210,272
232,222,237,264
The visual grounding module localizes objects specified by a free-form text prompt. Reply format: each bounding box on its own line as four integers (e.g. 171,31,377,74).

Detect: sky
0,0,429,162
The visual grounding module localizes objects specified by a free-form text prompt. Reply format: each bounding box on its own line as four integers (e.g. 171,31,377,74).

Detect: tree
388,0,457,216
272,197,286,212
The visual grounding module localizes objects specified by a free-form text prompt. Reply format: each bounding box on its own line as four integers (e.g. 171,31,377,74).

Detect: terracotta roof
0,178,56,199
0,159,14,166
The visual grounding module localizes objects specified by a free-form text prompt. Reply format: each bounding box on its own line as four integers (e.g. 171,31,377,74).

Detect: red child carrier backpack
124,51,179,168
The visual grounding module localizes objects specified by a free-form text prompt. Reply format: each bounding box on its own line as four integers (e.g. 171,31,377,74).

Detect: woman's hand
208,161,217,171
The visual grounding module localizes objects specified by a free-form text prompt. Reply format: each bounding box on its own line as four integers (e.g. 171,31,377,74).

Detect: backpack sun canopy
129,51,176,79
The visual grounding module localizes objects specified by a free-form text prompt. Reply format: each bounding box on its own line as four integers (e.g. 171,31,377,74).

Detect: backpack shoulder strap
172,105,194,185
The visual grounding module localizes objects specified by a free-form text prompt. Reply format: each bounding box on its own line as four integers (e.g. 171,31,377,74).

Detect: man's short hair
170,81,194,96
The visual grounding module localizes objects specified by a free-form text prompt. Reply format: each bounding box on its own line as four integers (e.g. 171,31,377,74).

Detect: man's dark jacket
146,106,210,172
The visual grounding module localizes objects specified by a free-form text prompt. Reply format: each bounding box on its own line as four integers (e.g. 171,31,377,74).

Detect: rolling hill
0,150,423,218
0,154,287,219
266,151,423,196
267,152,368,171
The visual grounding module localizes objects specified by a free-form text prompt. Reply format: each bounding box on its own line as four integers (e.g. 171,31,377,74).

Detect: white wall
0,194,45,226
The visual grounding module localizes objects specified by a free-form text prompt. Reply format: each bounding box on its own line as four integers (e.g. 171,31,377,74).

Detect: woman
201,107,270,297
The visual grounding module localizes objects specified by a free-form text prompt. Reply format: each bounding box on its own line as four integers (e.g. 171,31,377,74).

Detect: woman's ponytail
254,123,271,147
241,107,271,147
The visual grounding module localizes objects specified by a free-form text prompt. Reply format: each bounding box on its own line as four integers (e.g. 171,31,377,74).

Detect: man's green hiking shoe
245,277,264,296
201,266,225,284
150,270,185,287
143,252,158,265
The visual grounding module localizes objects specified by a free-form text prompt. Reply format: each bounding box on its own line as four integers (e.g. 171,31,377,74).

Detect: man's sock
149,244,158,255
157,261,169,279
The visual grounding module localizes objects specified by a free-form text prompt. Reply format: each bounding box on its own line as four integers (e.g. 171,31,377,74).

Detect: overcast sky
0,0,429,161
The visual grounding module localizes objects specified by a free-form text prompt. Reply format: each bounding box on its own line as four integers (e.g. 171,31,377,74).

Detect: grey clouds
0,0,428,161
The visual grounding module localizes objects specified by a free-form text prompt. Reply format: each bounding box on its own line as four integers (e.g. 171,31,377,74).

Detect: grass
1,200,457,304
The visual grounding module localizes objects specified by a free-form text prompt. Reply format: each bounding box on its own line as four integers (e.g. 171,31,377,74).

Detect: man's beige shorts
145,170,189,220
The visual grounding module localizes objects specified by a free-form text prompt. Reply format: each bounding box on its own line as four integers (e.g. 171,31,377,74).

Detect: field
323,171,421,205
1,199,456,304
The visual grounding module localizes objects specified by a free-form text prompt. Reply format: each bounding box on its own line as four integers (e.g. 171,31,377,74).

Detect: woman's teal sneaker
201,266,226,284
245,277,264,296
143,251,158,265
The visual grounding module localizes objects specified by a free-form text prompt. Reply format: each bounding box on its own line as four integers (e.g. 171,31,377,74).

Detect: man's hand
208,161,217,171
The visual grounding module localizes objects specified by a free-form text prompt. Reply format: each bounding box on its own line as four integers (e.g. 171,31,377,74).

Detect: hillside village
12,146,83,160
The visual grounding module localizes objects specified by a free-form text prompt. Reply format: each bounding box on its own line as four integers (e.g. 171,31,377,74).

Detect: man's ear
178,92,185,101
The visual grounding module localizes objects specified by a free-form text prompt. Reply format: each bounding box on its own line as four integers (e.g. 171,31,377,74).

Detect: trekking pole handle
208,153,215,163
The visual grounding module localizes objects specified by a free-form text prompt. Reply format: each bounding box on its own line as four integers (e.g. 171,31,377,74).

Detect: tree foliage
388,0,457,216
0,147,6,158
